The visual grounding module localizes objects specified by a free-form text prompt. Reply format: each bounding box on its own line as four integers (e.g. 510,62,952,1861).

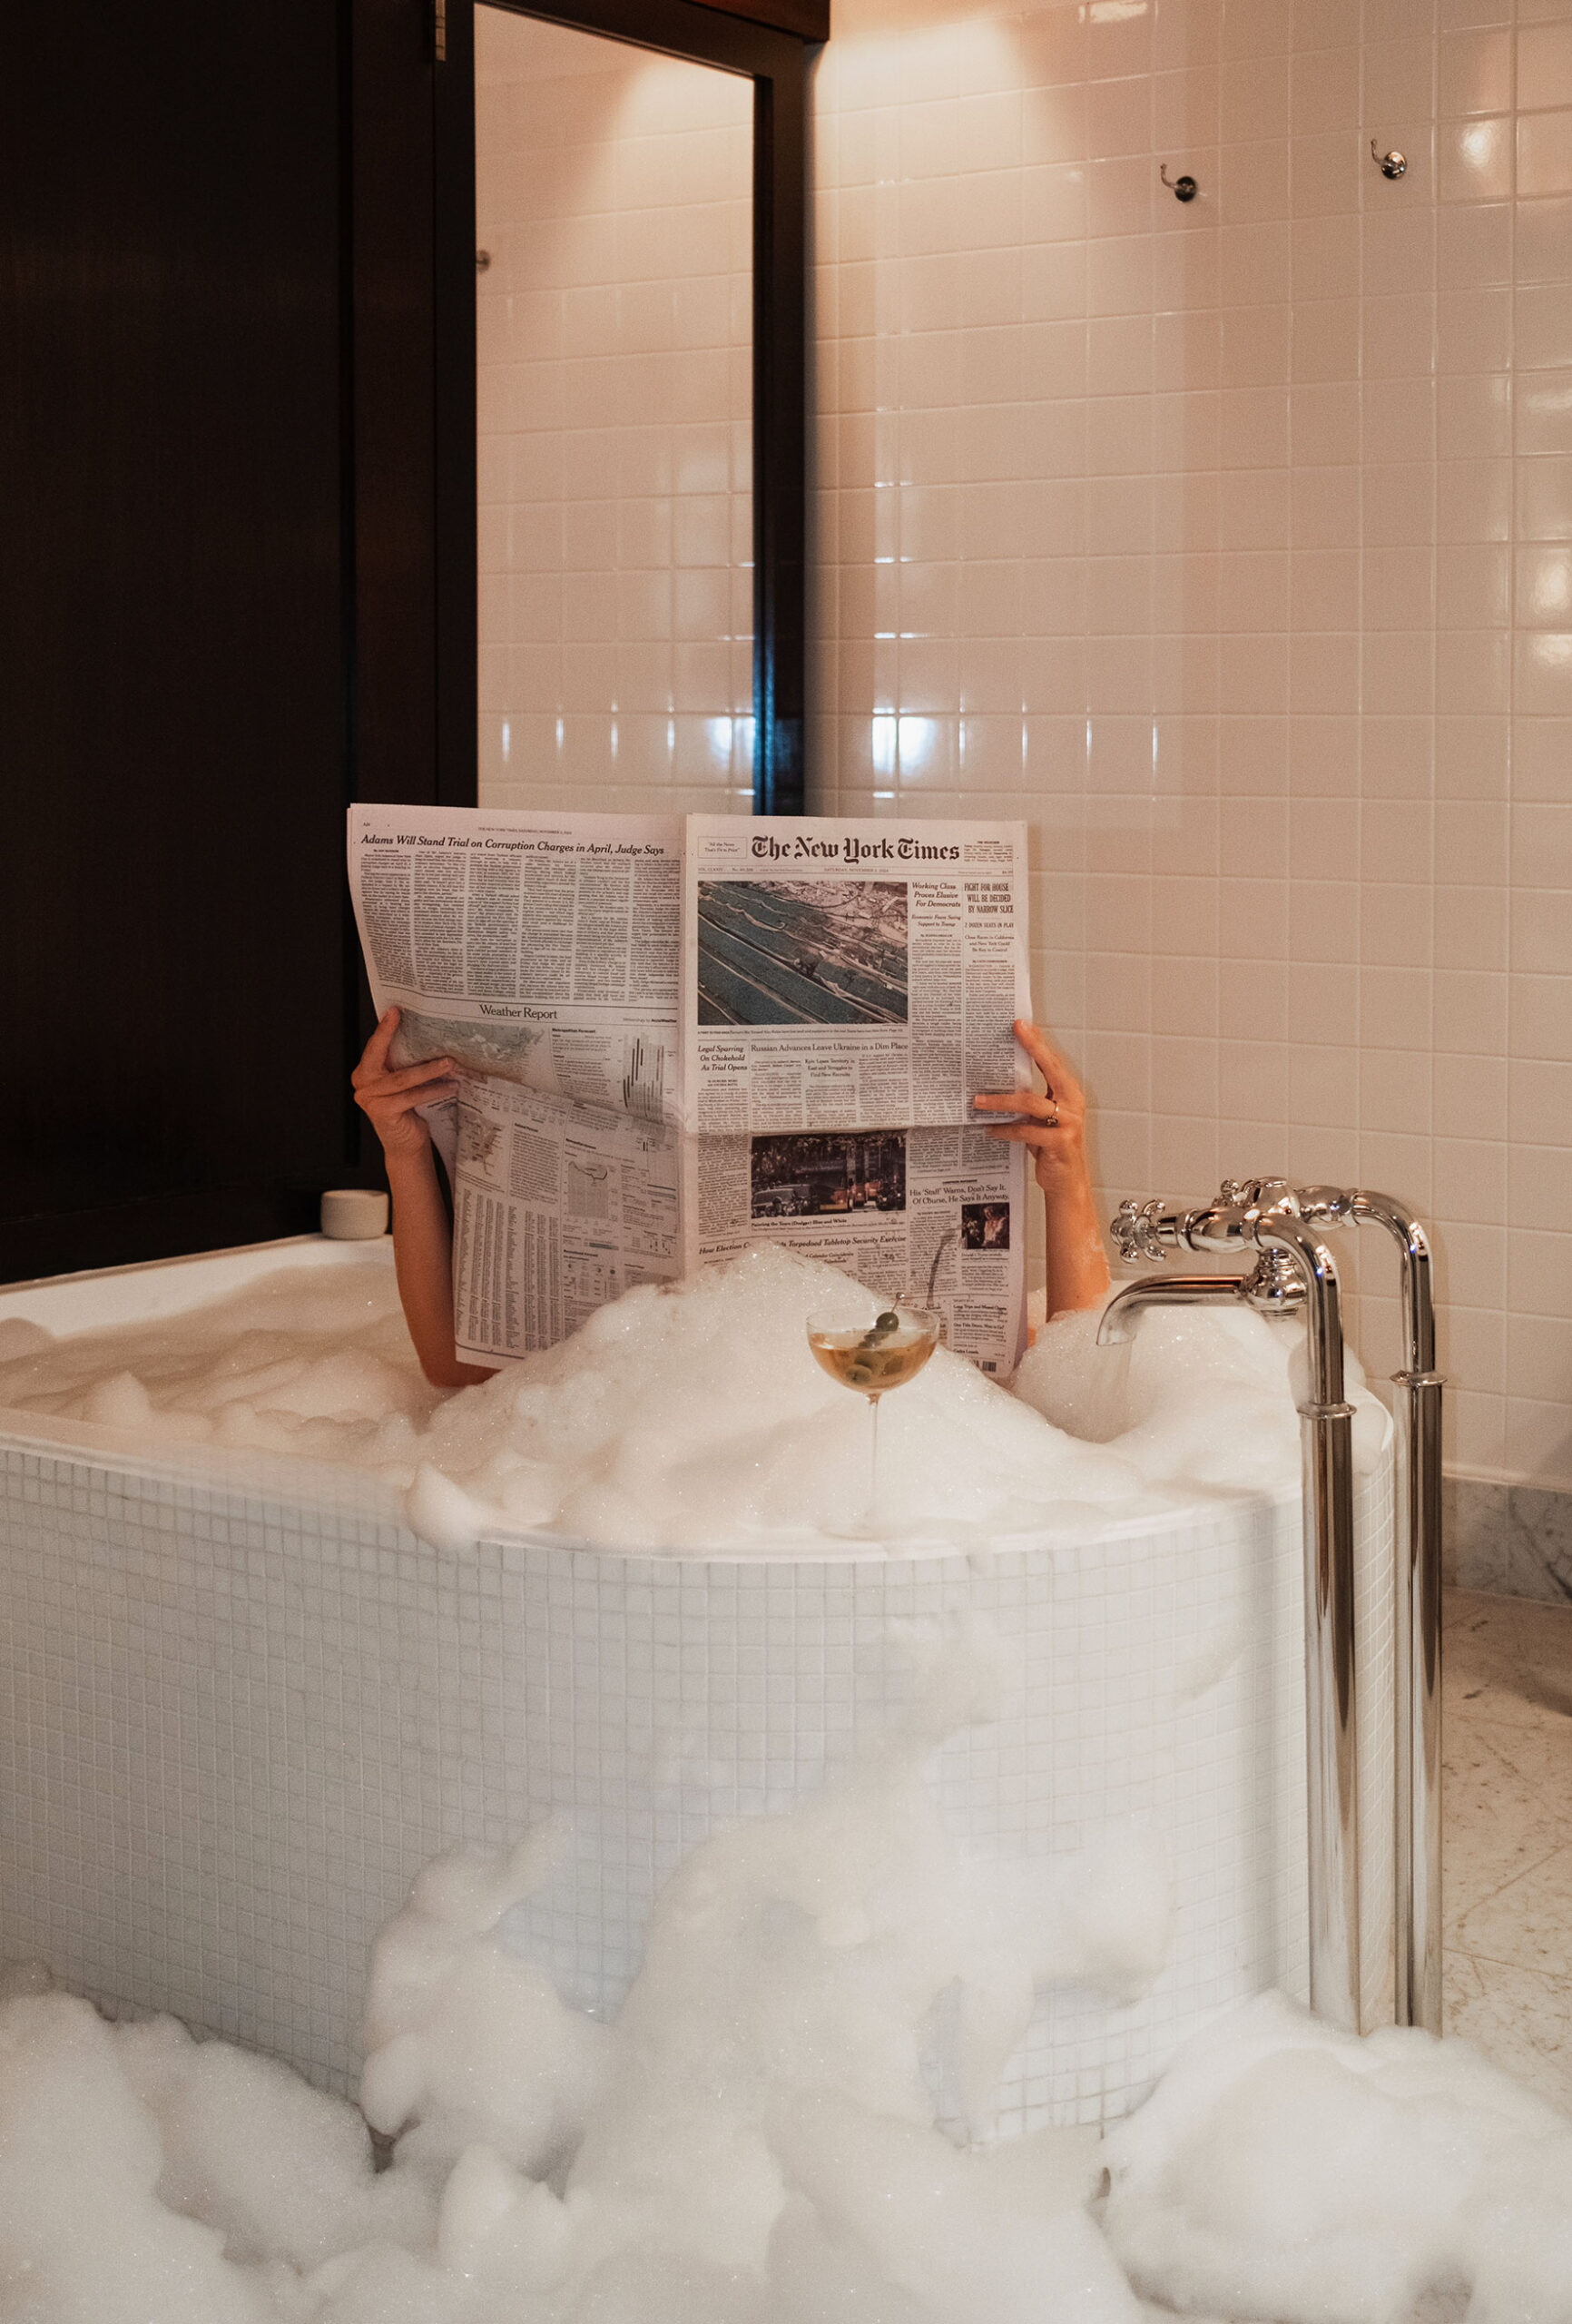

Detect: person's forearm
386,1146,496,1389
1041,1161,1111,1321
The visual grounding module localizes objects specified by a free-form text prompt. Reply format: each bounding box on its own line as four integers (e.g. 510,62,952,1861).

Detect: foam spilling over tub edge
0,1241,1390,1559
0,1641,1566,2324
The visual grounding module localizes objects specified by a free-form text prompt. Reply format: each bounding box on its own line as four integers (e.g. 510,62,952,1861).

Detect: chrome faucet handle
1296,1185,1357,1227
1112,1196,1171,1265
1240,1248,1306,1318
1218,1175,1295,1214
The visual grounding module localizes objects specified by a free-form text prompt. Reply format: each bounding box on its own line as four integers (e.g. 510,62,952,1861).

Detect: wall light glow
870,714,937,777
899,716,936,773
1526,553,1572,625
707,715,757,773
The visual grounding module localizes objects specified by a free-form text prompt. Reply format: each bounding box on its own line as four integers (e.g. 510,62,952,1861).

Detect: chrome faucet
1100,1178,1443,2043
1096,1245,1306,1337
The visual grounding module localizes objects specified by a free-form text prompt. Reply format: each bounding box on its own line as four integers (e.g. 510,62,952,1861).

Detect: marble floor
1443,1584,1572,2113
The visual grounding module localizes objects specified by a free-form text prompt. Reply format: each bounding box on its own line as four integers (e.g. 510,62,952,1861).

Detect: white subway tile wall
476,9,754,816
473,0,1569,1490
810,0,1572,1491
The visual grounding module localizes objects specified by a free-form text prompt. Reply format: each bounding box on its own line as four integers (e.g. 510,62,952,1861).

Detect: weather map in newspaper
389,1005,553,1086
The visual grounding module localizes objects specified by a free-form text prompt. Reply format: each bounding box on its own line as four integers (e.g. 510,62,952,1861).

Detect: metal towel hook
1160,163,1198,202
1371,140,1406,179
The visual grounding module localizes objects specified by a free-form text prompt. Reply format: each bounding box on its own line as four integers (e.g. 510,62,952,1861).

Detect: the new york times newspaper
349,806,1031,1376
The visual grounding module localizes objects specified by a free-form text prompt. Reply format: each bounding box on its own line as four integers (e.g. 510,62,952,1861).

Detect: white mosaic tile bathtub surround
0,1426,1392,2132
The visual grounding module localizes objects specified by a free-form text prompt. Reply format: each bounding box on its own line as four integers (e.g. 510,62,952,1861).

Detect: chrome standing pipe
1108,1186,1364,2034
1110,1176,1446,2041
1258,1208,1362,2036
1351,1195,1444,2037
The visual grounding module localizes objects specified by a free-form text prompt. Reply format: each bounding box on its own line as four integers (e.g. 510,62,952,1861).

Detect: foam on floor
0,1647,1567,2323
0,1246,1388,1552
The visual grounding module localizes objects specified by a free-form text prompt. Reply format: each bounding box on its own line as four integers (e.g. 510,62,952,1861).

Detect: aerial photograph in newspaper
696,880,909,1027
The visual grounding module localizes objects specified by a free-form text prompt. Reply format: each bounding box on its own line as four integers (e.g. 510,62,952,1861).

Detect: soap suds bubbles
0,1246,1387,1552
4,1248,1528,2316
0,1259,442,1471
3,1647,1569,2322
1105,1990,1572,2324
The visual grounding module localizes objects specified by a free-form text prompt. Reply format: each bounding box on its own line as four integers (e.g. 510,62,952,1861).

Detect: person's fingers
353,1006,400,1086
983,1120,1062,1144
379,1078,458,1113
974,1088,1062,1121
1013,1018,1074,1093
390,1054,457,1090
359,1078,458,1115
363,1056,456,1097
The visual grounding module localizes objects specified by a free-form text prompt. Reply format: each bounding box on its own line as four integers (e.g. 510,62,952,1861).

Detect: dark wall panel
1,0,351,1276
0,0,809,1281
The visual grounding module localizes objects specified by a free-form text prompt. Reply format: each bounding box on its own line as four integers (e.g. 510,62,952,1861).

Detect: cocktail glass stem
868,1392,880,1518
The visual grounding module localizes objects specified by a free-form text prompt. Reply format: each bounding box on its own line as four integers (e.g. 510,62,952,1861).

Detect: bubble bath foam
0,1236,1393,2130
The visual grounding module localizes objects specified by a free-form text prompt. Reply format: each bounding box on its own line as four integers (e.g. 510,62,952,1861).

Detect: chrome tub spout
1096,1250,1307,1344
1097,1272,1254,1344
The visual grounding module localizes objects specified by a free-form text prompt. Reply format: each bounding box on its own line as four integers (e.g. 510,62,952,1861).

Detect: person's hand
351,1008,457,1163
972,1019,1090,1193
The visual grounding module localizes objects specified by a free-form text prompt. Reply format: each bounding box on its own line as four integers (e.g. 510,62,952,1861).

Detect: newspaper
349,804,680,1123
682,814,1031,1134
349,806,1032,1377
448,1078,680,1364
685,1126,1026,1378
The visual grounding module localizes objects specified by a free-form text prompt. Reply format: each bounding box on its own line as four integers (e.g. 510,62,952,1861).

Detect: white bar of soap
320,1187,390,1241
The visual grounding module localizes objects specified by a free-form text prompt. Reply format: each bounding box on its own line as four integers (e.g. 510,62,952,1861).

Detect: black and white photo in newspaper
680,814,1032,1137
348,803,683,1126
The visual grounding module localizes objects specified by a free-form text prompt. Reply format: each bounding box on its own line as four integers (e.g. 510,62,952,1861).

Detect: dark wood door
0,0,471,1281
0,0,809,1283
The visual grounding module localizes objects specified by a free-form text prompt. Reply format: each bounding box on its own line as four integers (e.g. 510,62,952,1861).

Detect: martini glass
806,1298,943,1535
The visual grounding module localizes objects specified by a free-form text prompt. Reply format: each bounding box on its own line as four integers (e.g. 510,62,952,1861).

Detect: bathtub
0,1236,1393,2131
